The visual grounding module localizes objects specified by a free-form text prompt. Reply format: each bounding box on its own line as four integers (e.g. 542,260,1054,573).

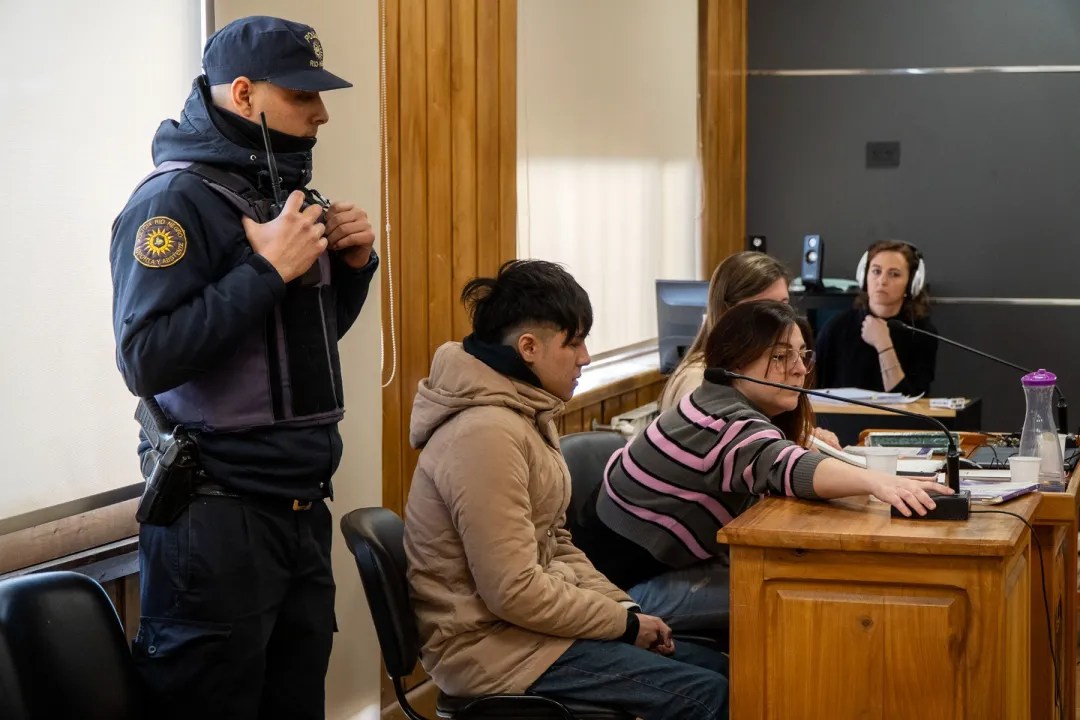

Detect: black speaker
747,235,767,253
801,234,824,290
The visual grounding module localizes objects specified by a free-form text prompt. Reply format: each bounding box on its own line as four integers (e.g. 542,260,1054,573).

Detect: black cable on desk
971,508,1060,715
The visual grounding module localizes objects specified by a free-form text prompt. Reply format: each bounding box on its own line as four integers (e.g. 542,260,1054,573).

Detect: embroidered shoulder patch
134,216,187,268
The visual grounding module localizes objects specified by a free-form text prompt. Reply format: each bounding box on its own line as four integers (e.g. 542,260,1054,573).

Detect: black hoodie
110,78,378,499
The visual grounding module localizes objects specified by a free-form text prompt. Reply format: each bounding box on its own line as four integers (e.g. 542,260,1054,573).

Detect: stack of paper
814,388,925,406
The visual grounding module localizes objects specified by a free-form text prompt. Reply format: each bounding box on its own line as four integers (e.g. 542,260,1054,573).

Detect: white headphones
855,242,927,297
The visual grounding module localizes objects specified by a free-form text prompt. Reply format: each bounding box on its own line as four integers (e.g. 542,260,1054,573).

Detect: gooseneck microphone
885,318,1069,435
704,367,971,521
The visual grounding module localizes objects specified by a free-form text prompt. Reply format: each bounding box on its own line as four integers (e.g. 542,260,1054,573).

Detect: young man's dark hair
461,259,593,344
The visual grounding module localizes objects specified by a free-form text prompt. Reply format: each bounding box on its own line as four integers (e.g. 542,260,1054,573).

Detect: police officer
109,16,377,719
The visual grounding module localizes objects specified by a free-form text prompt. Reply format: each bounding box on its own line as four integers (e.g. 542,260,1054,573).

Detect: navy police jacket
110,78,378,499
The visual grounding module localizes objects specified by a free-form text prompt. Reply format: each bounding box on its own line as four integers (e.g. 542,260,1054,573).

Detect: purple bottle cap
1022,368,1057,386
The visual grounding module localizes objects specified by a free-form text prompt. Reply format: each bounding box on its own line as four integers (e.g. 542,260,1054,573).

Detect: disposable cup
1009,456,1041,485
862,447,899,476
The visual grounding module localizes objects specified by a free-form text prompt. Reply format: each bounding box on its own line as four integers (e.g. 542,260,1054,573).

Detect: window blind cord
379,0,398,389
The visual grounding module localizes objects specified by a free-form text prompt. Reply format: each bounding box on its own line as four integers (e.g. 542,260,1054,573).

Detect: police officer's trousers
132,493,335,719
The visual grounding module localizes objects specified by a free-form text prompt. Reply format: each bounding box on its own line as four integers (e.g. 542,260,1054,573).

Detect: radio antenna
259,111,284,206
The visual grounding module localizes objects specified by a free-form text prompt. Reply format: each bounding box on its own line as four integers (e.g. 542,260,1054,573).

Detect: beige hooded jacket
403,342,633,696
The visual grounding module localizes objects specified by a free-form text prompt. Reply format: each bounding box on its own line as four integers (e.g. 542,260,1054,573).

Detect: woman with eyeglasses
595,301,949,638
658,251,842,450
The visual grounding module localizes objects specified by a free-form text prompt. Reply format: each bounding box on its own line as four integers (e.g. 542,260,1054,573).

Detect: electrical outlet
866,141,901,168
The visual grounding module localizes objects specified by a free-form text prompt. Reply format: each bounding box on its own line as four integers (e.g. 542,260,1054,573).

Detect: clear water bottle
1019,369,1065,489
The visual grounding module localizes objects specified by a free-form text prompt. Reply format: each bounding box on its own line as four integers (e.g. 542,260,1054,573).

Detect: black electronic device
801,234,824,291
259,111,328,285
747,235,767,253
703,367,970,520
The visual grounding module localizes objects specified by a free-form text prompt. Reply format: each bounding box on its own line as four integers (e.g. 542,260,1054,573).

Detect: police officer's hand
325,202,375,269
242,190,327,283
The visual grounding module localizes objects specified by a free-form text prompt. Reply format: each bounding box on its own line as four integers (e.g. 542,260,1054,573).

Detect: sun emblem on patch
134,216,187,268
305,30,324,66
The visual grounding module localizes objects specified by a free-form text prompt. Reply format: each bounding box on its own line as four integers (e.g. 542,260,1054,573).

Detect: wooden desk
811,397,983,446
1030,468,1080,720
719,493,1037,719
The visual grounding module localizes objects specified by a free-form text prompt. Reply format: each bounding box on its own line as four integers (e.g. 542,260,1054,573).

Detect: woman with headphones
816,240,939,396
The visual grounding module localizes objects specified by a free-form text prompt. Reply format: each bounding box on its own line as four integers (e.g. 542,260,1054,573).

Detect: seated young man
404,260,729,720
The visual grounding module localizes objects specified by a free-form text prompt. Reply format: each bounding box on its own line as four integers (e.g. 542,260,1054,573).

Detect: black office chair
561,431,729,652
340,507,633,720
561,431,659,590
0,627,29,720
0,571,145,720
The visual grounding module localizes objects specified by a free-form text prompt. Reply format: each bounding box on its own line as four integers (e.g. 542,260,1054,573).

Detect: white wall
517,0,700,355
211,3,385,718
0,1,203,519
0,0,383,714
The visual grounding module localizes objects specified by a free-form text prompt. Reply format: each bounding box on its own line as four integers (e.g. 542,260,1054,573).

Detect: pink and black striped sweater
598,382,827,569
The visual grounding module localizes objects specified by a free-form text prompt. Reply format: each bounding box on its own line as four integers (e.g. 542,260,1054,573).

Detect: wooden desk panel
720,495,1035,719
1030,469,1080,720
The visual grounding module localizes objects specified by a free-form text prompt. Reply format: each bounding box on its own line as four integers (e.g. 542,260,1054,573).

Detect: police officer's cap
203,16,352,92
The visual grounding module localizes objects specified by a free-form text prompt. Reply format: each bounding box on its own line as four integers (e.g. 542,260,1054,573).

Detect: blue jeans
629,561,730,637
528,638,728,720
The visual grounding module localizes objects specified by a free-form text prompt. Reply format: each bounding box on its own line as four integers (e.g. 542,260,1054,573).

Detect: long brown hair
854,240,931,319
671,252,790,375
703,300,815,446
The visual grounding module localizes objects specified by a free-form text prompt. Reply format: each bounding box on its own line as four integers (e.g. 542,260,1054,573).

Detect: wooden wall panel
699,0,748,276
450,0,479,340
558,371,667,435
379,0,404,518
381,0,518,516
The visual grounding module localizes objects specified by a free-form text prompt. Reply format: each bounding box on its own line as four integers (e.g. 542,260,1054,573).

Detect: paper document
846,445,934,459
928,397,970,410
814,388,925,406
958,469,1012,482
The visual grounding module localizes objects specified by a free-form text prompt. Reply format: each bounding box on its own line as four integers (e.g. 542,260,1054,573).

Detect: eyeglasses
769,347,815,371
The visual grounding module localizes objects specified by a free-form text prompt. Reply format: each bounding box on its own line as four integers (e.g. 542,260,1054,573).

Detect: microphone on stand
704,367,971,521
885,318,1069,435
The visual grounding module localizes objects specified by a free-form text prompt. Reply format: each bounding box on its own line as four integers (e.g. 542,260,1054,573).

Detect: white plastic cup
862,447,900,476
1009,456,1042,485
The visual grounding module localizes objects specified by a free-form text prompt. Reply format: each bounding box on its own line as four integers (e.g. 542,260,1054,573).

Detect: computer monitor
655,279,859,374
656,280,708,374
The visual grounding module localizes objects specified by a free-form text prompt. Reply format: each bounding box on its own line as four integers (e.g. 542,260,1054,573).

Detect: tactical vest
125,161,345,433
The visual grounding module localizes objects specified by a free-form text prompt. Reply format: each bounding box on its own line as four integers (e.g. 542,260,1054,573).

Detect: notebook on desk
953,476,1038,505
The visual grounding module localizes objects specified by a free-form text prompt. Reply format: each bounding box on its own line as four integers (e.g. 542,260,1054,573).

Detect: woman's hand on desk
861,315,892,351
814,459,953,517
867,474,953,518
811,427,841,450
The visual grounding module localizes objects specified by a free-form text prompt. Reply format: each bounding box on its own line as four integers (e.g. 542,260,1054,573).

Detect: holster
134,398,199,526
